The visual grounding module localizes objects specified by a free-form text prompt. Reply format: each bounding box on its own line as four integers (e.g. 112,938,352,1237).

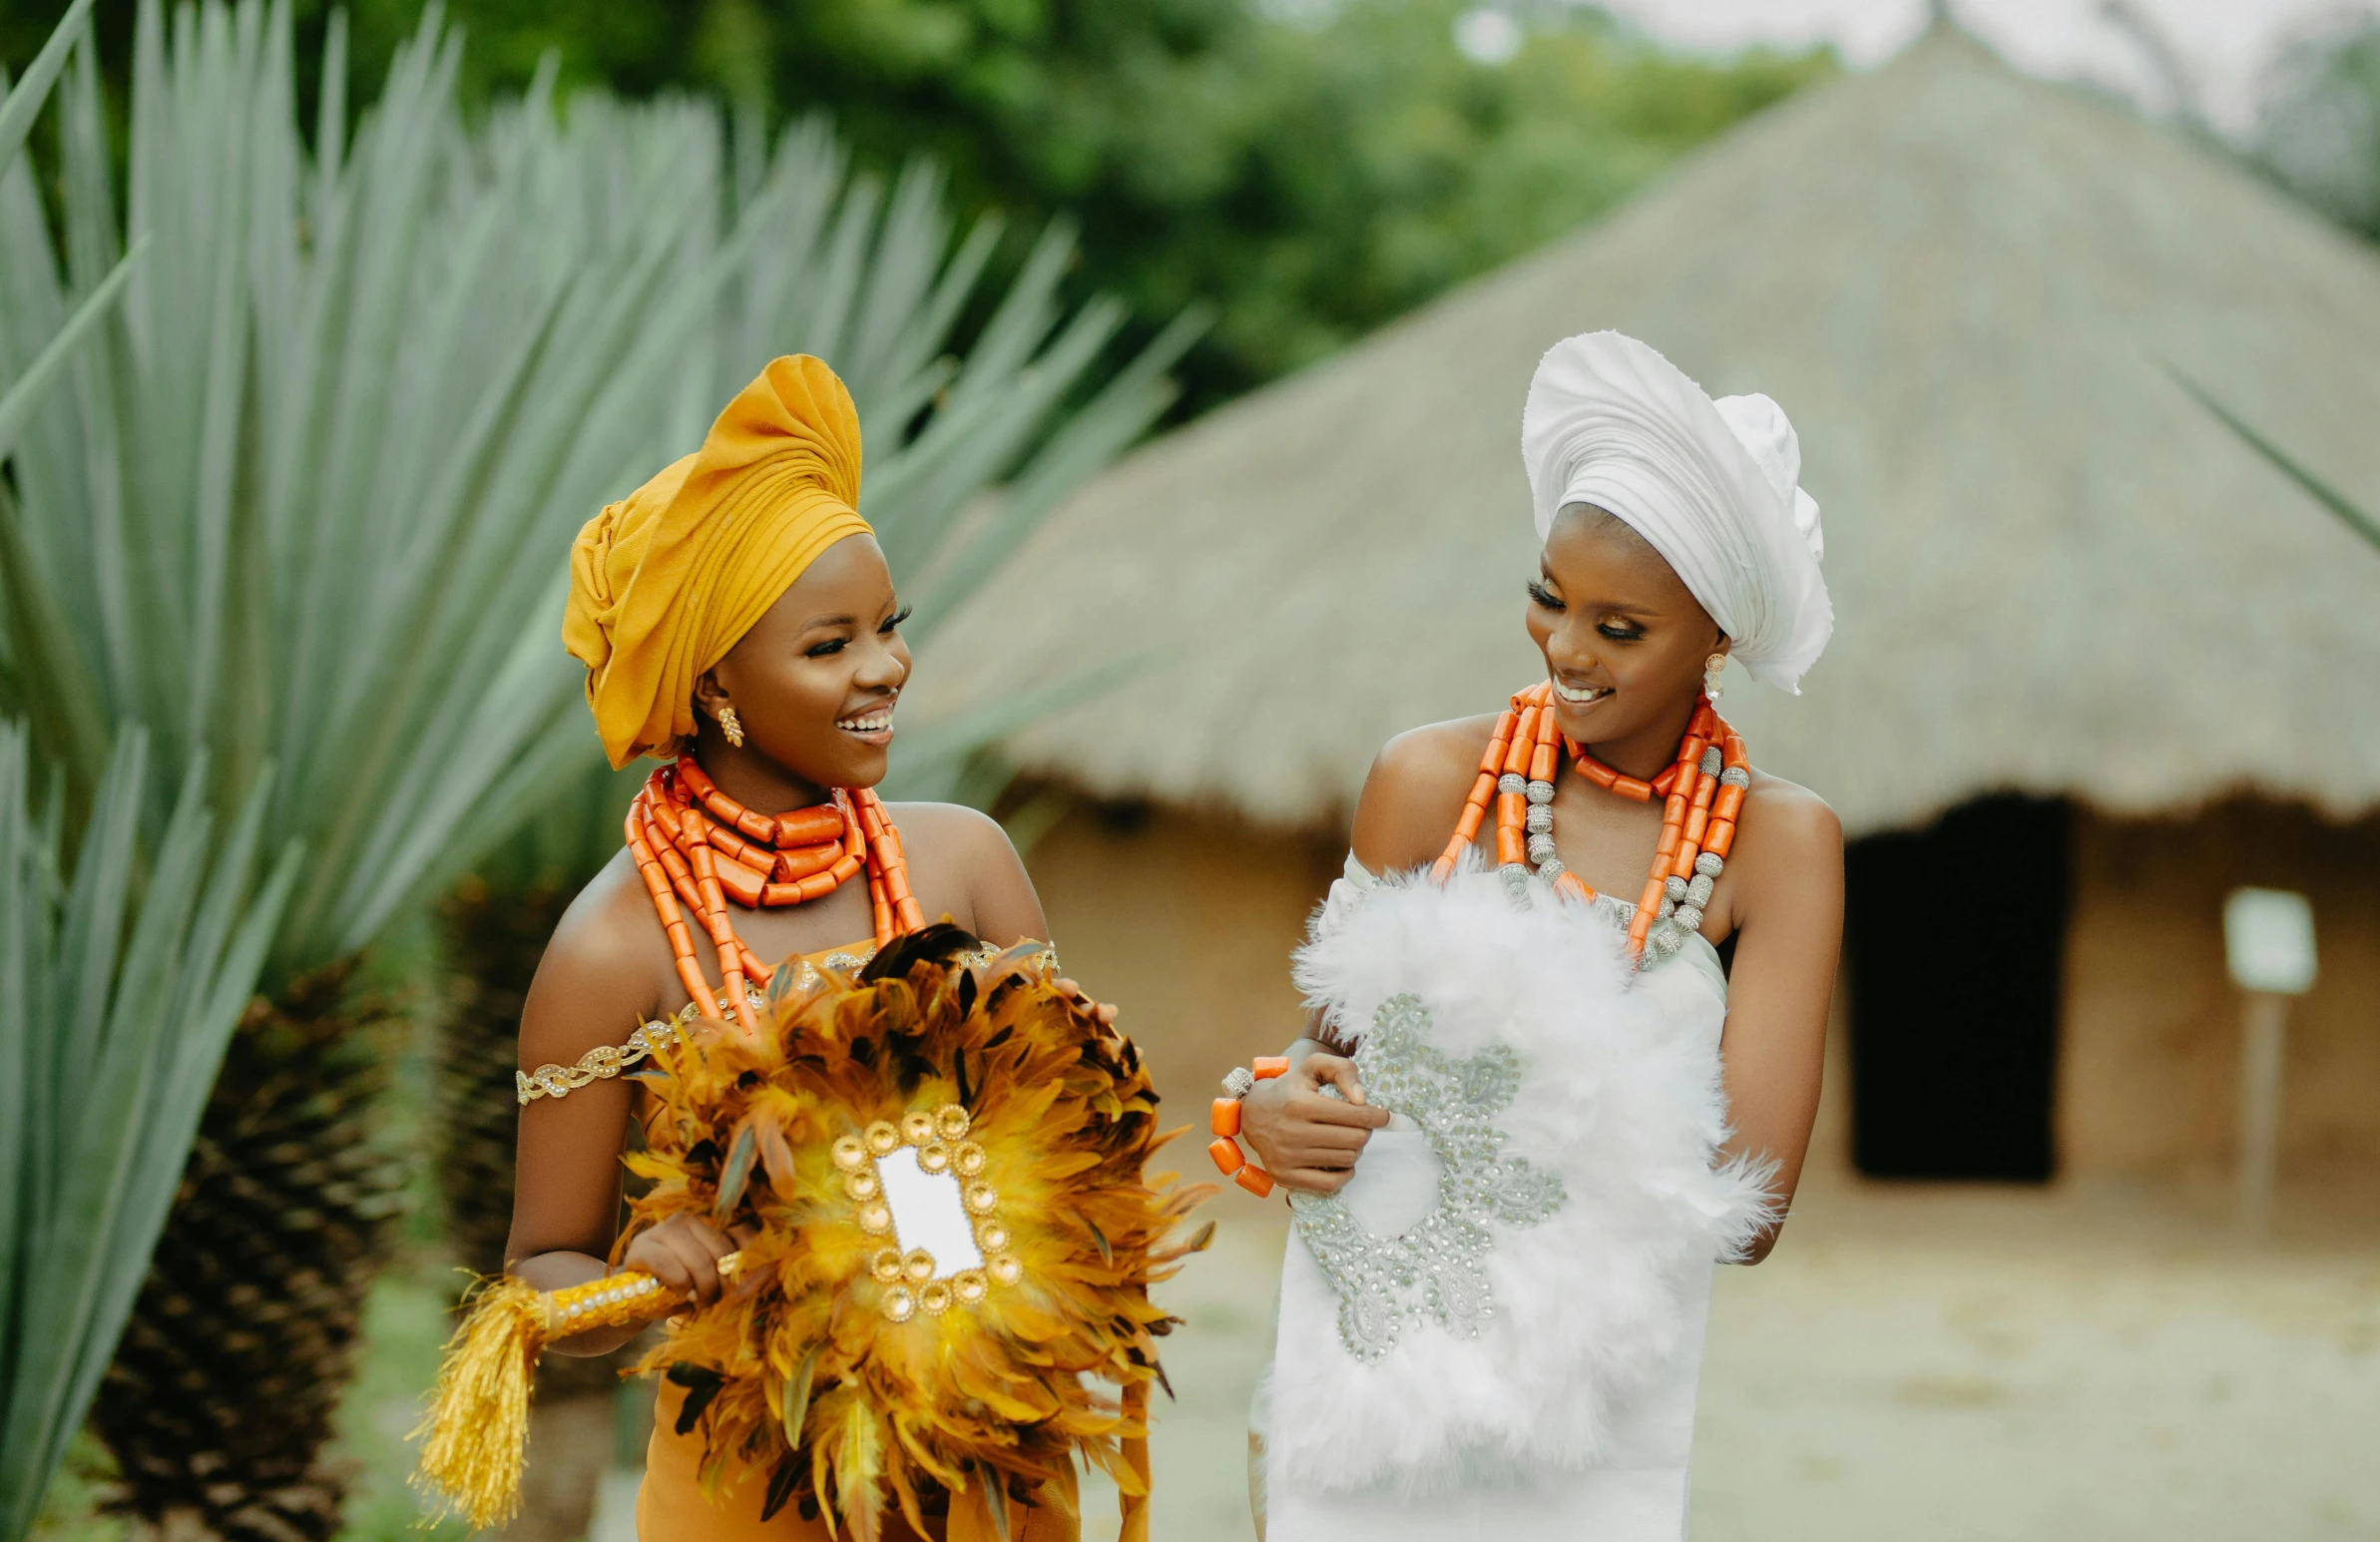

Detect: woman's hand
1238,1049,1391,1194
622,1213,744,1306
1053,976,1120,1029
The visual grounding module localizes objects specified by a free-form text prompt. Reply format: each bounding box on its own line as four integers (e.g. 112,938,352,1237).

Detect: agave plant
0,718,297,1542
0,8,301,1533
0,0,1190,1531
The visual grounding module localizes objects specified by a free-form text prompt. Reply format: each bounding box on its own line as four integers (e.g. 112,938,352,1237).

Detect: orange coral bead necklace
625,757,926,1032
1430,680,1750,966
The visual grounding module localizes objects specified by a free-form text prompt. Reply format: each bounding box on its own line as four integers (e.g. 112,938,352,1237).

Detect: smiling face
1527,504,1724,763
692,534,911,797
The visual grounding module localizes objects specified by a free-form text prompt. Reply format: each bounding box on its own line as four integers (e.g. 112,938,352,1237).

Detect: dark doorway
1844,794,2073,1182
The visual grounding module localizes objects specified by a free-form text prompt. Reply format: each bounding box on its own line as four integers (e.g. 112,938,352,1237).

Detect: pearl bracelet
1209,1056,1291,1196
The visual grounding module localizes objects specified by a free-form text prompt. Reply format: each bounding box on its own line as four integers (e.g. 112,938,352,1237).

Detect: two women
504,330,1838,1540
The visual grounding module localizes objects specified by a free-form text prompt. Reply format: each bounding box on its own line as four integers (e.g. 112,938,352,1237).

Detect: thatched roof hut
909,24,2380,1195
912,24,2380,837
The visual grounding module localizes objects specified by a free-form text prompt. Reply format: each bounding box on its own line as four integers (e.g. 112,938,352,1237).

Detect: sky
1587,0,2380,137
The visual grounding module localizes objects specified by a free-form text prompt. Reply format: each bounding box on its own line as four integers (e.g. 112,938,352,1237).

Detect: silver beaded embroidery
1290,994,1565,1362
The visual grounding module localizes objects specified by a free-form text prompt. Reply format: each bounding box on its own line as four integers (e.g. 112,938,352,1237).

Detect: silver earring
1702,653,1726,705
717,705,745,748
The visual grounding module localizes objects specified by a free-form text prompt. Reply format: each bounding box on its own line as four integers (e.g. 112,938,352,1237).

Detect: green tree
2256,18,2380,243
0,0,1830,414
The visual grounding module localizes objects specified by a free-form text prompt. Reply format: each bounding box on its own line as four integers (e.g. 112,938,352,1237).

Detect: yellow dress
631,941,1076,1542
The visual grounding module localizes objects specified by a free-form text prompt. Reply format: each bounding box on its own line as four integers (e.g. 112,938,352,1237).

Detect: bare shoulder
1349,714,1500,874
880,800,1047,943
1727,770,1844,909
881,800,1022,881
519,846,672,1066
1740,771,1842,855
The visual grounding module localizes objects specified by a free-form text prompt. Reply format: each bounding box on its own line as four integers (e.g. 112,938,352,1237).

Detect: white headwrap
1521,331,1832,694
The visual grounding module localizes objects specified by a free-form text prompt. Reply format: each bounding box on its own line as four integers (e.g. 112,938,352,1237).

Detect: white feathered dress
1252,857,1772,1541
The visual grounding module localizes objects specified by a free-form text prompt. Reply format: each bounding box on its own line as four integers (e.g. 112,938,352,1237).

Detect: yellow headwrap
563,356,874,768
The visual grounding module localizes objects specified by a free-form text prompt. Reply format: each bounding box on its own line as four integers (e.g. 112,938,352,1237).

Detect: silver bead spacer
1598,894,1637,926
1646,922,1683,959
1222,1066,1255,1099
1498,772,1528,795
1527,833,1558,864
1525,803,1555,834
1686,873,1715,908
1499,862,1533,902
1719,766,1751,788
1674,904,1704,933
1666,874,1689,902
1700,747,1723,777
1525,778,1556,805
1659,895,1677,918
1536,856,1567,882
1694,851,1724,877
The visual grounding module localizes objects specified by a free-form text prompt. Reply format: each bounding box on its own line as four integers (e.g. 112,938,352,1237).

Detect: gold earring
1702,653,1726,705
717,706,745,748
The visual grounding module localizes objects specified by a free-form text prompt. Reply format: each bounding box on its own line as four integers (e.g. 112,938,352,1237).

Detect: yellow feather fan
413,925,1212,1540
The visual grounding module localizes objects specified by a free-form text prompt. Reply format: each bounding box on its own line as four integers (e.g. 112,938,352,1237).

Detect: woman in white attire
1233,331,1843,1540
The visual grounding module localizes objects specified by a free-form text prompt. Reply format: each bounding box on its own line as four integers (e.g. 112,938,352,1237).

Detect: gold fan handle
535,1252,743,1336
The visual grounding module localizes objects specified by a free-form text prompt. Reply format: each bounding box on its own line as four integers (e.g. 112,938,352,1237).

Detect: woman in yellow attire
510,355,1069,1540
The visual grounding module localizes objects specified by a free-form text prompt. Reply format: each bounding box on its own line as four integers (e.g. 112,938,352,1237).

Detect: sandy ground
585,1173,2380,1541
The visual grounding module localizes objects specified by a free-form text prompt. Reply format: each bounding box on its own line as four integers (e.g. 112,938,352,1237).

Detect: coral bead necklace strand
1429,681,1751,966
624,757,926,1031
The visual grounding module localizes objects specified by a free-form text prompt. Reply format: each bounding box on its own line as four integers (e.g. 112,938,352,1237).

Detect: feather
714,1123,759,1225
594,930,1207,1534
831,1402,884,1542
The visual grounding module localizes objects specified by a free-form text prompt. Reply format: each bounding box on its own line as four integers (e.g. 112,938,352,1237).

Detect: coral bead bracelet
1208,1057,1291,1196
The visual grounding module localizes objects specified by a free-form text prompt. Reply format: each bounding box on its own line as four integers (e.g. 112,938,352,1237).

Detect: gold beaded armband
516,1011,691,1106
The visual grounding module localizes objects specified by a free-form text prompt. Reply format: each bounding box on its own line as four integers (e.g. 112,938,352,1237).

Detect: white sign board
2223,887,2317,996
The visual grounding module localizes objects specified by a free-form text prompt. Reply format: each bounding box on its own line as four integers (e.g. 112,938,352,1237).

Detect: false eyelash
882,606,913,632
1526,580,1564,610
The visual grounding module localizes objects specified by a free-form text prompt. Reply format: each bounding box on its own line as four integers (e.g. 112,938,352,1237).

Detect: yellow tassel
1119,1379,1152,1542
408,1276,545,1529
410,1266,698,1527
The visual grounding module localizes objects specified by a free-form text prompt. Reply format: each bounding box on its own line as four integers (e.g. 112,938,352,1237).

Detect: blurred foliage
0,0,1832,414
2256,17,2380,244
